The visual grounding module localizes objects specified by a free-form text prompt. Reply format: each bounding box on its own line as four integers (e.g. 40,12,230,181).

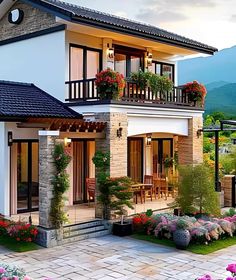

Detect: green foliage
50,143,71,228
176,218,190,230
146,209,153,217
176,164,220,216
92,151,133,220
130,69,151,90
223,208,236,217
148,73,173,95
220,153,235,175
203,137,214,153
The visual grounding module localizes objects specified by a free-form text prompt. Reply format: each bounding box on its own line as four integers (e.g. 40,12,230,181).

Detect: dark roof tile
0,80,82,119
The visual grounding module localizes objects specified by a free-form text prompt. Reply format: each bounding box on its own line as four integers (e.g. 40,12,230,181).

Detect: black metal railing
65,79,196,107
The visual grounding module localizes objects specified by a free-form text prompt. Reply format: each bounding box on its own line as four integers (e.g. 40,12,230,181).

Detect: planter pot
112,222,133,237
173,229,191,250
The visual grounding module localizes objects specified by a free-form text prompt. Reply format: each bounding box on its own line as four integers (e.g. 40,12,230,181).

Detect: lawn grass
0,236,41,252
132,233,236,255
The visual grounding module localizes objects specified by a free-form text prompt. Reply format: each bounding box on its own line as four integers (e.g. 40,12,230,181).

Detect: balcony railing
65,79,199,107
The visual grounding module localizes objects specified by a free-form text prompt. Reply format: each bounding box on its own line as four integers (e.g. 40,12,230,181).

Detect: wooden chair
86,178,95,205
160,178,168,200
143,175,154,202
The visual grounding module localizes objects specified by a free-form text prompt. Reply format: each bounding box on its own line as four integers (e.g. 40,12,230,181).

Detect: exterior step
63,225,106,238
62,229,110,244
63,219,103,233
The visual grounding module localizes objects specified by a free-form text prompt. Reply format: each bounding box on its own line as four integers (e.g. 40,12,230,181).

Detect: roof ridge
42,0,216,50
0,80,34,86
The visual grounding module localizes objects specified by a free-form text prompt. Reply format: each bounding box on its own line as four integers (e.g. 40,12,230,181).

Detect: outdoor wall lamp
146,51,153,67
117,127,123,138
8,131,13,146
146,134,152,145
197,129,202,138
107,47,114,60
64,137,72,147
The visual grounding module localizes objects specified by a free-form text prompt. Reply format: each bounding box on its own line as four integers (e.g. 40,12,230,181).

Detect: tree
176,164,220,216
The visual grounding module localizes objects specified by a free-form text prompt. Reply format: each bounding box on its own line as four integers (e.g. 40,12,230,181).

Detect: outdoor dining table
130,183,153,204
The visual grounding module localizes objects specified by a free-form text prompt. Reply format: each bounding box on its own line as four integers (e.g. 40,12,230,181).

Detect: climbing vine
50,143,71,228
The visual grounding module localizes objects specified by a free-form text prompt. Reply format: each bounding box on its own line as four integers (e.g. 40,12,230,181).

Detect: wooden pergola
16,117,107,138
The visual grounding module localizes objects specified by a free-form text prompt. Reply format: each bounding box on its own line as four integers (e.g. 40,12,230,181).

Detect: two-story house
0,0,217,228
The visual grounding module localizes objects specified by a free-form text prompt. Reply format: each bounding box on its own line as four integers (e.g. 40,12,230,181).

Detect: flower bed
0,216,38,243
132,212,236,248
198,263,236,280
0,263,30,280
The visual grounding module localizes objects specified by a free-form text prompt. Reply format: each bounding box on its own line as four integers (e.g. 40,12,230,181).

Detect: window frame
152,61,175,83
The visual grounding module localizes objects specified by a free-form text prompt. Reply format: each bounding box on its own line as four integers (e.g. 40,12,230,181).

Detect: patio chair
143,175,154,202
86,178,95,205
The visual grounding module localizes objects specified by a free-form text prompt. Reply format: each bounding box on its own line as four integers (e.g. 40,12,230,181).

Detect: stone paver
0,235,234,280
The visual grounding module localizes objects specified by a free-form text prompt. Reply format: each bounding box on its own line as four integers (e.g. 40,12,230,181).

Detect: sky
64,0,236,51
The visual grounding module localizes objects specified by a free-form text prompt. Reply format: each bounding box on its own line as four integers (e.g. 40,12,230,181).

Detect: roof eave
70,15,217,55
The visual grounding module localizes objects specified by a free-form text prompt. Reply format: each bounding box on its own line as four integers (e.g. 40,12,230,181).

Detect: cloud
230,14,236,22
137,10,187,24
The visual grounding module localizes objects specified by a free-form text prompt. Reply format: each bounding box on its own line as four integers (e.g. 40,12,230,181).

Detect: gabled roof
23,0,217,55
0,80,82,120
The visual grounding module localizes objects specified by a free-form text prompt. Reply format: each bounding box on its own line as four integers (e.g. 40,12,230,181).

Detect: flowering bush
183,80,207,105
132,213,236,246
197,263,236,280
7,223,38,242
0,218,38,242
95,69,125,100
0,263,30,280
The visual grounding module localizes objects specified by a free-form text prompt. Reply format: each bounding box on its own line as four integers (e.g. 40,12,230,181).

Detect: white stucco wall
0,123,10,216
0,31,66,101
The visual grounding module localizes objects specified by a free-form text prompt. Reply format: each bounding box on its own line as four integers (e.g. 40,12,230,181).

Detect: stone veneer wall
178,117,203,165
221,175,236,207
94,112,128,218
39,134,57,229
0,1,60,42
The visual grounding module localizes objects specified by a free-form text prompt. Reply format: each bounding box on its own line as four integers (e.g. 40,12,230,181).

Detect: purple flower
227,264,236,274
0,267,6,274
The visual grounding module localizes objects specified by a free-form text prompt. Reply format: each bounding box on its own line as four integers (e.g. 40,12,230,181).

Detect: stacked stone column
178,116,203,165
94,112,128,218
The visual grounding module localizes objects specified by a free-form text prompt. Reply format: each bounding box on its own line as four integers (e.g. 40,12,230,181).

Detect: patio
0,234,234,280
10,197,174,226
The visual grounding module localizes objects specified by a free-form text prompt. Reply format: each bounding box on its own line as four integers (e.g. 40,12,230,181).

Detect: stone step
62,229,110,244
63,225,106,238
63,220,103,233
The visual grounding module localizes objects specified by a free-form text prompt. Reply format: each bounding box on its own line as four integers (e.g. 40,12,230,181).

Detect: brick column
178,116,203,165
94,112,128,218
38,131,59,228
221,175,236,207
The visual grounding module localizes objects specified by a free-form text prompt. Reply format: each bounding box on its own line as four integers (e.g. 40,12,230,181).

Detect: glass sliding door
152,139,173,177
16,141,39,213
73,140,95,204
128,138,143,183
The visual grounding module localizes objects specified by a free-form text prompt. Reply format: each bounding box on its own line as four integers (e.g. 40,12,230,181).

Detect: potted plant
148,73,173,99
130,69,151,91
173,218,191,249
95,69,125,100
111,177,134,237
183,80,207,106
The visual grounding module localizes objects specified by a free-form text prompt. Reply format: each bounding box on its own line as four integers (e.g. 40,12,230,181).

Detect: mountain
205,83,236,116
178,45,236,116
178,45,236,85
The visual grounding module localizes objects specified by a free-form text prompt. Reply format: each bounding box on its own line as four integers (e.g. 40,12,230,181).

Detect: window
114,45,144,77
151,61,175,82
69,45,102,81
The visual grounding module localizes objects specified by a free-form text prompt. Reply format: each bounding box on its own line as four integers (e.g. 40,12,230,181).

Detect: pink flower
0,267,6,273
12,277,19,280
1,277,8,280
198,275,213,280
24,276,31,280
227,264,236,274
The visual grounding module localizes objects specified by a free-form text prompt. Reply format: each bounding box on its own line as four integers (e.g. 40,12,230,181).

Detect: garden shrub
176,164,220,216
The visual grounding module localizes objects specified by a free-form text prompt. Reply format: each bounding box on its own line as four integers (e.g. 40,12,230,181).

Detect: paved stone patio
0,235,235,280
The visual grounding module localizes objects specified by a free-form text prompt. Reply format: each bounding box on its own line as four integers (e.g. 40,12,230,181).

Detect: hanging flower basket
95,69,125,100
183,81,207,106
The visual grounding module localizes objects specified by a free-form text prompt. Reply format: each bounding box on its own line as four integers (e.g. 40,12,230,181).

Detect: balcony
65,79,202,108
